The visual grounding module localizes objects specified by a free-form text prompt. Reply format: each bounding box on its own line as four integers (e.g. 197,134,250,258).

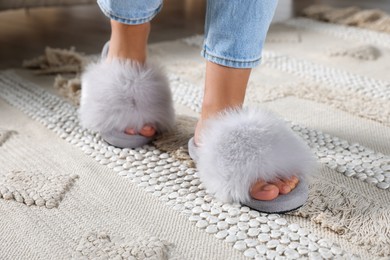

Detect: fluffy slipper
79,44,175,148
188,107,316,214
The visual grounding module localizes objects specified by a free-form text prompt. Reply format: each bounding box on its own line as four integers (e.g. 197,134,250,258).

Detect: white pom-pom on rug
195,107,316,204
79,59,175,147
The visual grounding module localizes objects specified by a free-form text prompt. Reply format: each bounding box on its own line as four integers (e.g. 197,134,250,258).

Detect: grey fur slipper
79,43,175,148
188,107,316,214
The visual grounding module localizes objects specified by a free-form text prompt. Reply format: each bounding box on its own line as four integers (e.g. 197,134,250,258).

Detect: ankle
107,21,150,63
194,120,203,145
201,100,242,121
196,102,243,145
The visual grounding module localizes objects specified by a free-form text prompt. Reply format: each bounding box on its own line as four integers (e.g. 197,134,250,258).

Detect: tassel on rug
291,175,390,257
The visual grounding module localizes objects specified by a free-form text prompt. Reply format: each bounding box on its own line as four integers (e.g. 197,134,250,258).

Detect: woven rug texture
1,14,390,260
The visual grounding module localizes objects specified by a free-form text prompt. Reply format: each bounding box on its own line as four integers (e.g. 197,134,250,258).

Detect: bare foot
249,176,299,201
125,124,156,137
195,120,299,201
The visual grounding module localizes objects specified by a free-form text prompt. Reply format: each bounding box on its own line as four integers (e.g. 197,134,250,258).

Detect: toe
250,180,279,201
124,128,137,135
124,125,156,137
139,125,156,137
283,176,299,190
270,176,300,195
269,179,292,195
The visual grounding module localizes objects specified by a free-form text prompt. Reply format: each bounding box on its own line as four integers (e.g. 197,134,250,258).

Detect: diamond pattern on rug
73,232,172,259
0,129,16,146
0,170,78,208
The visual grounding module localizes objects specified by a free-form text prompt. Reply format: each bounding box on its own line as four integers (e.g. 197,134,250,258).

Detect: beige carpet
301,4,390,33
1,15,390,259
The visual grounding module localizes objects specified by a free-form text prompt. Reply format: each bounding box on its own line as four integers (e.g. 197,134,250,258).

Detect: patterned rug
301,4,390,33
1,16,390,259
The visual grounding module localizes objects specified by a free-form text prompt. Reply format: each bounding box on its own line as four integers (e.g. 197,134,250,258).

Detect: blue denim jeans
97,0,278,68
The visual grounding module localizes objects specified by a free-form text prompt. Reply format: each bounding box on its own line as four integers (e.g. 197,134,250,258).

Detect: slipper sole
102,130,153,149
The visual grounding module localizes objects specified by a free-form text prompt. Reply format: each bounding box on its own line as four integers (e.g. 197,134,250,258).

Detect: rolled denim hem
201,49,261,69
97,0,162,25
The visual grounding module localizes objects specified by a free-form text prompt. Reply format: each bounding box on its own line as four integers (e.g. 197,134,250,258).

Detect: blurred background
0,0,389,69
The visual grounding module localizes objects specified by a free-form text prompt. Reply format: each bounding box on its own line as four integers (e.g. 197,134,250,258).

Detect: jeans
97,0,278,68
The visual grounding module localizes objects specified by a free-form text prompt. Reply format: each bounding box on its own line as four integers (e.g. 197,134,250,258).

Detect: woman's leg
108,21,155,137
97,0,164,137
107,20,150,63
198,0,298,201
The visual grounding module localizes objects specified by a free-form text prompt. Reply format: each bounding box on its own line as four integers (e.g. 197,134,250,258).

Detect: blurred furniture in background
0,0,94,11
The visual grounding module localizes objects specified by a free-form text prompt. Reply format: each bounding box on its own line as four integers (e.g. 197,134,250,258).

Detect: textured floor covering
0,17,390,259
302,4,390,33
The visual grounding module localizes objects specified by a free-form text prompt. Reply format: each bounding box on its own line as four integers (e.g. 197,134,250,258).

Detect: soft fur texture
197,107,316,204
79,59,175,135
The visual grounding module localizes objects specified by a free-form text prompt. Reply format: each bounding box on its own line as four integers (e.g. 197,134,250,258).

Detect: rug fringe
54,75,81,106
153,115,197,168
292,178,390,256
302,4,390,33
22,46,87,75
